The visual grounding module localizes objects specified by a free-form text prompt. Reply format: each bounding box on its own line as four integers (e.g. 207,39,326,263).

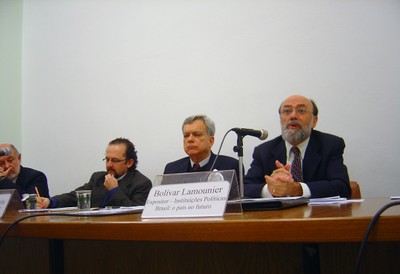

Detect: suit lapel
272,138,287,165
182,158,192,172
204,152,216,171
15,166,26,188
303,133,321,180
116,171,131,188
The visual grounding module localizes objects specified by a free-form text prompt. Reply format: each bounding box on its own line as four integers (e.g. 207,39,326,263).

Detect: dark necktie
291,146,303,182
193,163,201,172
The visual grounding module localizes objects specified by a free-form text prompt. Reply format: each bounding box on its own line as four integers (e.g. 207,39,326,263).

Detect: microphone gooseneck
231,128,268,140
210,127,268,198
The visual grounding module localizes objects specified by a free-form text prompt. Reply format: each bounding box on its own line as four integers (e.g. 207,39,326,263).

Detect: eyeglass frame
102,158,127,164
279,107,314,116
278,99,319,117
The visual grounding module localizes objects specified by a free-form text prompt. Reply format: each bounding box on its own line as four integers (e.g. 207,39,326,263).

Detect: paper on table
19,207,78,213
309,196,364,205
19,206,144,215
229,196,304,203
68,206,144,216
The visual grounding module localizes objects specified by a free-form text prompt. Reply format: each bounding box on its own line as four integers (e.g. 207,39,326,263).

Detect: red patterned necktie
291,146,303,182
193,163,201,171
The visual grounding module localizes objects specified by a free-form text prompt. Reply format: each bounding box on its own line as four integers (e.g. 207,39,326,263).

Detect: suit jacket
243,130,351,198
52,169,152,208
163,152,241,178
0,165,49,198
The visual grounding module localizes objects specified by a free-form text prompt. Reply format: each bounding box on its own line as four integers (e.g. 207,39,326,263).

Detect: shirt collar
285,137,310,162
116,172,127,181
190,154,211,168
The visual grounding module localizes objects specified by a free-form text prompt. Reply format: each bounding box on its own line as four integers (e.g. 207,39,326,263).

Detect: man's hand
269,160,293,181
0,167,11,180
104,173,118,191
37,197,50,209
265,160,302,197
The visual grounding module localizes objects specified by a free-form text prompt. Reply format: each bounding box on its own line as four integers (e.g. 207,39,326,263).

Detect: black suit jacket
52,169,152,208
0,166,49,198
244,130,351,198
163,152,241,178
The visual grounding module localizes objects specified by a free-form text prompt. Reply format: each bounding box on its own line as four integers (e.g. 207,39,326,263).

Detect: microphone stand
233,134,244,198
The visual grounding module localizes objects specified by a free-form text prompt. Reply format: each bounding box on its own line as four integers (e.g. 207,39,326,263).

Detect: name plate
0,192,12,218
142,181,231,218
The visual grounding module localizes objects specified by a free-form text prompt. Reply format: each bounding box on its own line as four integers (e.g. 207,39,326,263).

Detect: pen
35,186,41,199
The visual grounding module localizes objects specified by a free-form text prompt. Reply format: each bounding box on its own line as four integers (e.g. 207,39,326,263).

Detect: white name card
0,193,12,218
142,181,231,218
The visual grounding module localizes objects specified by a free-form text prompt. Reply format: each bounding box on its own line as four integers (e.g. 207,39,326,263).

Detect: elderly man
164,115,240,176
0,143,49,198
244,95,351,198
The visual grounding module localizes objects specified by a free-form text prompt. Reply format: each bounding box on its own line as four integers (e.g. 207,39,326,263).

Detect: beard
4,167,18,181
106,168,118,177
281,120,313,144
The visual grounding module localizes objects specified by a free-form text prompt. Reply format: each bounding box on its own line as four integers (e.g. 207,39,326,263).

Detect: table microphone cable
209,129,231,172
353,200,400,274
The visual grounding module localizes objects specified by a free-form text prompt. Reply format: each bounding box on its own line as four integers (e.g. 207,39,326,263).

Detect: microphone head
259,129,268,140
0,147,12,156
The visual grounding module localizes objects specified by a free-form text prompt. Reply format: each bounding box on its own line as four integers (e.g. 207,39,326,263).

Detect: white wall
20,0,400,197
0,0,22,146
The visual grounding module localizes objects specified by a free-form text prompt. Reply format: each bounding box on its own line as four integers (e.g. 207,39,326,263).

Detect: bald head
279,95,318,116
0,144,19,155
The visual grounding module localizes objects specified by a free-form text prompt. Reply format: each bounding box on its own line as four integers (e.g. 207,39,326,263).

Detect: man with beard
243,95,350,198
0,144,50,198
38,138,152,208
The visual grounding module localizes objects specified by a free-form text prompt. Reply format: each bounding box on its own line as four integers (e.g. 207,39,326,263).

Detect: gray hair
10,145,19,155
182,115,215,136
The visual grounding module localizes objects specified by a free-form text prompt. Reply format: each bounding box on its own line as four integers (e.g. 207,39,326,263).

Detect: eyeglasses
280,107,312,116
102,158,127,164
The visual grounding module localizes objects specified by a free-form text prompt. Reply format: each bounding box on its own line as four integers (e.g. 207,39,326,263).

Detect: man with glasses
38,138,152,208
244,95,351,198
0,144,50,198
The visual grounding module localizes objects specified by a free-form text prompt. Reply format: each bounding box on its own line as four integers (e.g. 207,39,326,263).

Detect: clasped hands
264,160,302,197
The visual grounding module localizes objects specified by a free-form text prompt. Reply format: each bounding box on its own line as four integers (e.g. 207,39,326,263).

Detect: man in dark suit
38,138,152,208
244,95,351,198
164,115,240,177
0,144,50,198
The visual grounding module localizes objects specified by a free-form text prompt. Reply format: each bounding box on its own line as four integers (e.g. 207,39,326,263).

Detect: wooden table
0,197,399,274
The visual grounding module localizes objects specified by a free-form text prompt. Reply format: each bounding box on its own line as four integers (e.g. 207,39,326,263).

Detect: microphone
231,128,268,140
0,147,11,157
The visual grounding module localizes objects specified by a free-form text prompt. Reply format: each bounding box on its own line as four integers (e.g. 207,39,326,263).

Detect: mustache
285,120,302,129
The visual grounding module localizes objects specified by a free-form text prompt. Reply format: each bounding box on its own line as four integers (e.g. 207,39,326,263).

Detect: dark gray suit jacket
244,130,351,198
52,169,152,208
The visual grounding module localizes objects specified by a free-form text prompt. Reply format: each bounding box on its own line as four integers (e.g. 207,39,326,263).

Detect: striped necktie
290,146,303,182
193,163,201,172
